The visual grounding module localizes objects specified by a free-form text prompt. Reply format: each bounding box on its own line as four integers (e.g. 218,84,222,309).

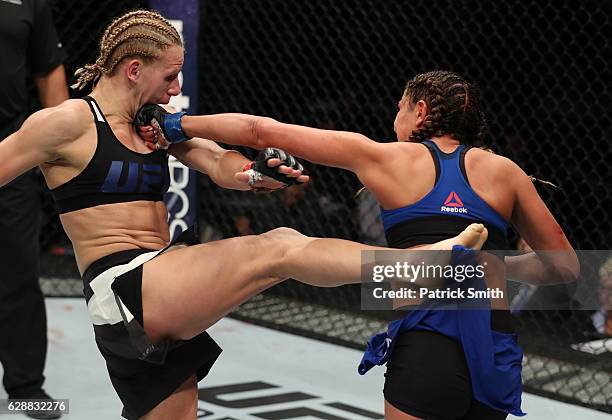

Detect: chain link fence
197,0,611,413
36,0,611,414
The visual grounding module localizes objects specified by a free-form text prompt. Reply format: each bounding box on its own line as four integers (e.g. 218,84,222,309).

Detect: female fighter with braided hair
0,10,488,420
137,70,579,419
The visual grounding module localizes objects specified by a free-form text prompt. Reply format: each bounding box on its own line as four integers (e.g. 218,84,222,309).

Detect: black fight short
82,228,222,419
383,311,513,420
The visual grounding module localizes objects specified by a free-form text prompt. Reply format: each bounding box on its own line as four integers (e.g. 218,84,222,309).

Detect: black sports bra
50,97,170,214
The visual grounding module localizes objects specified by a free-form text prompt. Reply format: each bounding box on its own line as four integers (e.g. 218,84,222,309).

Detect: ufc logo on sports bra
101,161,168,194
441,191,468,214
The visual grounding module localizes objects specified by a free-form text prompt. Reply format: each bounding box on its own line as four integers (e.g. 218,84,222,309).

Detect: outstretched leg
278,223,488,287
142,224,487,342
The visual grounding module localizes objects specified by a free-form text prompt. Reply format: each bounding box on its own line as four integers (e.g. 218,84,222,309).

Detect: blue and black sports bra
380,140,509,250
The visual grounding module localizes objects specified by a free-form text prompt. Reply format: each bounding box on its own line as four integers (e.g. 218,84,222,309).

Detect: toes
468,223,484,233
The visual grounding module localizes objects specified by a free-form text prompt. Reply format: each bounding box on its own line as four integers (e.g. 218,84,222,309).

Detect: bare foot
428,223,488,251
399,224,488,291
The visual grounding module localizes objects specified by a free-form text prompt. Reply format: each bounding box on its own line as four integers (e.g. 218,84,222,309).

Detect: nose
168,78,181,96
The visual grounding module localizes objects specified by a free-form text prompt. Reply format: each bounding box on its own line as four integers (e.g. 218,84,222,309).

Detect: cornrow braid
72,9,182,90
102,16,180,51
405,71,489,146
72,60,105,90
99,10,179,51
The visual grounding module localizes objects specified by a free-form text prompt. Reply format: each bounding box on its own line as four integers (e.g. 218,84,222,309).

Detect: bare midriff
60,200,170,275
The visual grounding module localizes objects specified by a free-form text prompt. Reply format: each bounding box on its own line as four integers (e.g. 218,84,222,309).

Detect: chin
148,95,171,105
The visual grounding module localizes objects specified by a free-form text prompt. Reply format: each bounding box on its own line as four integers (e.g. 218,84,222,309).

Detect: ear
415,100,429,128
125,59,144,83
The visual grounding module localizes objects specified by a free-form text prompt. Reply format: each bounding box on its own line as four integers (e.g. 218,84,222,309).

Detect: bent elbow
559,251,580,283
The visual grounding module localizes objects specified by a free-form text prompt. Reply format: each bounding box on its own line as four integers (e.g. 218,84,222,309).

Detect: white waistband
87,250,161,326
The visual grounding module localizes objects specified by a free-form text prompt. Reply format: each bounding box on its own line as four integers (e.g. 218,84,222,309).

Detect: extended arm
134,105,388,174
181,114,384,172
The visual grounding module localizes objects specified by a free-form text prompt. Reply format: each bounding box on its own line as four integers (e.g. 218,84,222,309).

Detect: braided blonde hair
72,9,182,90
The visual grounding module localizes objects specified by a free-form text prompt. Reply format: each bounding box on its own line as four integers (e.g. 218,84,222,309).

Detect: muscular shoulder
13,99,93,164
467,147,518,172
466,147,532,194
375,141,426,161
357,140,430,185
24,99,90,144
44,99,90,136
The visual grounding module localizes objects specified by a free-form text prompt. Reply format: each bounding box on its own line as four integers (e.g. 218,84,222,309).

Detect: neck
428,135,461,152
429,135,460,145
90,76,143,122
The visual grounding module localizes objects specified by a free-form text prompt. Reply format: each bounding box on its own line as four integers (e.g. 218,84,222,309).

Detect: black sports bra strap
421,141,441,184
82,96,106,124
459,145,473,186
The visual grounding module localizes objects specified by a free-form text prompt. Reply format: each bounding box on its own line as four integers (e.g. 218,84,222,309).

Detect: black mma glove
134,104,191,147
242,148,305,191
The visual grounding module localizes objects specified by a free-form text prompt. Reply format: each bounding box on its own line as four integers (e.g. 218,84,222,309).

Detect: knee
260,227,306,247
258,227,308,275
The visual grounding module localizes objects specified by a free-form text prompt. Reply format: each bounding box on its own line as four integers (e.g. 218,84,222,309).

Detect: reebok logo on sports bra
441,191,468,214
